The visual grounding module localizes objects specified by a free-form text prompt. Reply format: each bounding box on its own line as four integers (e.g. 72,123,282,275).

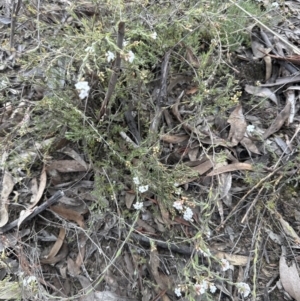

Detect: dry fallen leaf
185,45,200,68
94,291,137,301
263,102,291,139
280,247,300,301
28,166,47,208
260,75,300,87
47,160,88,173
218,171,232,207
240,134,261,155
67,257,81,276
60,147,89,170
50,205,85,228
149,248,170,292
77,275,94,301
278,215,300,244
251,35,269,59
191,159,214,175
0,171,15,227
245,85,278,105
227,104,247,146
186,86,198,95
207,163,253,176
125,191,135,209
215,251,250,266
40,242,69,264
160,134,189,144
17,208,35,228
42,228,66,261
285,90,296,124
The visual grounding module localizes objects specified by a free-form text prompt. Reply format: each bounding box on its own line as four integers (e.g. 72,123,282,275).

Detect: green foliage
211,0,266,50
9,0,268,299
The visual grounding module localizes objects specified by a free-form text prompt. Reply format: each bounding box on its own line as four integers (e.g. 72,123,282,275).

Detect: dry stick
149,51,171,133
98,21,125,120
0,191,64,234
130,231,205,258
229,0,300,55
9,0,22,49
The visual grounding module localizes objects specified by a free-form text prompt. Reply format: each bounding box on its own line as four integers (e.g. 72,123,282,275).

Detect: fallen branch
0,191,64,234
98,21,125,120
9,0,22,50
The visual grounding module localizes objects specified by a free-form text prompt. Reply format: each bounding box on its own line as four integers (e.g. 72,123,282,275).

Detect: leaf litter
1,1,300,301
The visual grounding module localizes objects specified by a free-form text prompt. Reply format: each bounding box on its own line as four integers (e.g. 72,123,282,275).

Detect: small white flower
75,81,90,99
133,202,143,210
210,283,217,294
123,40,129,47
221,258,232,271
150,31,157,40
199,248,211,257
271,2,279,8
205,229,211,238
138,185,149,193
183,207,193,221
173,200,184,211
106,51,115,62
126,50,135,63
23,276,37,286
195,284,206,295
85,45,95,53
247,124,255,133
201,280,208,290
133,176,140,185
174,188,182,195
174,287,182,297
236,282,251,298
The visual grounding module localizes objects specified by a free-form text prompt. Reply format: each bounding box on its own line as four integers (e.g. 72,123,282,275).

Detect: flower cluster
174,287,182,297
150,31,157,40
105,50,135,63
197,247,211,257
195,280,217,295
221,258,233,271
246,124,255,133
133,201,143,210
174,280,217,297
183,207,193,221
132,176,149,210
173,198,194,221
106,50,115,62
75,81,90,99
124,50,135,63
236,282,251,298
133,176,149,193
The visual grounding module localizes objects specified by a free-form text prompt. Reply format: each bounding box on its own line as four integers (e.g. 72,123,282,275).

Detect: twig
98,21,125,120
157,51,170,106
124,109,141,145
150,51,171,133
0,191,64,234
9,0,22,50
130,231,205,258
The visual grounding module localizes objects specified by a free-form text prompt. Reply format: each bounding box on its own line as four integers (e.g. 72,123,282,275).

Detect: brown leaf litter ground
1,0,300,300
